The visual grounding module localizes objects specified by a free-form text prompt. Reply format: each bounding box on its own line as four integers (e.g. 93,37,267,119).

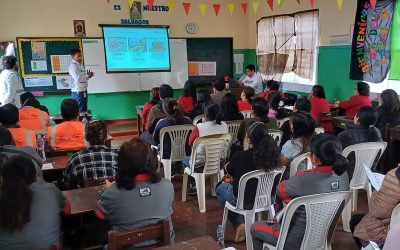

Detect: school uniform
46,120,85,151
177,96,195,114
237,100,252,112
309,97,331,128
251,166,349,250
0,182,70,249
339,95,372,116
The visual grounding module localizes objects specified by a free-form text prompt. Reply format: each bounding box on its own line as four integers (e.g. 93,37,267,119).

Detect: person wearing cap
63,120,118,189
0,56,24,107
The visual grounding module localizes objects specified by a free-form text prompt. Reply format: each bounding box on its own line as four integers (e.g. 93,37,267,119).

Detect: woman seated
178,80,196,116
336,82,372,116
351,165,400,248
216,122,281,242
96,139,174,245
267,92,288,119
237,98,278,144
309,85,330,125
219,93,244,122
375,89,400,139
281,111,315,172
251,134,350,250
142,87,160,130
191,89,213,119
153,98,192,159
258,80,284,100
237,87,254,112
0,156,70,249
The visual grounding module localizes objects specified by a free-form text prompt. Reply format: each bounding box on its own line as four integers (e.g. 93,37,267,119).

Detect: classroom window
257,10,319,85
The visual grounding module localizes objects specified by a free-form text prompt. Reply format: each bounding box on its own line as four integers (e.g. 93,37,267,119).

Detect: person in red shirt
258,80,284,100
309,85,331,123
177,80,196,116
142,87,160,130
237,86,254,111
336,82,372,116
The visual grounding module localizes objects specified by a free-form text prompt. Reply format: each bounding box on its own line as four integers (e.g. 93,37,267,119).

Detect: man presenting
68,48,94,117
237,64,263,95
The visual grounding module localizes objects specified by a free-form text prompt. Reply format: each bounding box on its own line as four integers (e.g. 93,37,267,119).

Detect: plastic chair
192,115,203,125
222,168,285,250
277,117,290,128
390,203,400,228
182,134,232,213
158,125,193,180
289,152,313,177
263,191,352,250
315,127,325,134
241,110,253,119
268,129,283,147
341,141,387,232
226,120,242,144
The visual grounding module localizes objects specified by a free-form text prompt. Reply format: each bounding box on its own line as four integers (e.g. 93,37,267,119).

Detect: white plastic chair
390,203,400,228
241,110,253,119
158,125,193,180
341,141,387,232
315,127,325,134
276,117,290,128
182,134,232,213
226,120,242,144
263,191,352,250
222,168,285,250
192,115,203,125
267,129,283,147
289,152,314,177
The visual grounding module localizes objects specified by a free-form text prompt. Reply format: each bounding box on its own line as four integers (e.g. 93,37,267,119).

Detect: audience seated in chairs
63,120,118,190
251,134,350,250
0,155,71,249
309,85,331,125
19,97,52,134
267,92,288,120
191,89,214,119
96,138,175,247
216,122,281,243
237,87,254,112
0,103,37,149
142,87,160,131
375,89,400,139
46,99,86,152
146,84,174,134
210,79,227,106
219,93,244,122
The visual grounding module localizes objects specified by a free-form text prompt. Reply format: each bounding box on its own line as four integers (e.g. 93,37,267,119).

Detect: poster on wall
73,20,86,37
31,42,46,61
349,0,395,83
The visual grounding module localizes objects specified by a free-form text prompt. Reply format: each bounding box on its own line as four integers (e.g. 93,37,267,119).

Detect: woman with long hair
191,89,213,119
219,93,244,121
216,122,281,242
251,134,350,250
336,81,372,116
0,156,70,248
96,138,174,244
309,85,331,127
142,87,160,129
375,89,400,138
267,92,288,120
178,80,197,115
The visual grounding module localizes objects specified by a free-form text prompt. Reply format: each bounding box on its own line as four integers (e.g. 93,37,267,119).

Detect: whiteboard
82,38,188,93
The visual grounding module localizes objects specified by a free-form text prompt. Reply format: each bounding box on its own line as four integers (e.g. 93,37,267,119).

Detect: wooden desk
153,236,219,250
136,105,144,135
62,186,103,216
44,156,70,171
332,116,354,134
50,114,93,124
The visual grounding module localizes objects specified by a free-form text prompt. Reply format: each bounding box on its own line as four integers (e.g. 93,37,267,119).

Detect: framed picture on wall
73,20,86,37
130,1,142,19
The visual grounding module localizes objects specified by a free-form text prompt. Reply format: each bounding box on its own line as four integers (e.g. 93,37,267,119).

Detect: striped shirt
63,145,118,189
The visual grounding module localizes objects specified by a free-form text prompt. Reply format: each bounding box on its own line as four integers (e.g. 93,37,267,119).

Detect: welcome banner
389,1,400,80
350,0,395,83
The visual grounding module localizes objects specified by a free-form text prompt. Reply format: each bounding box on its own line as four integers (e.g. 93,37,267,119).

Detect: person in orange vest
0,104,37,148
46,99,86,152
19,98,50,134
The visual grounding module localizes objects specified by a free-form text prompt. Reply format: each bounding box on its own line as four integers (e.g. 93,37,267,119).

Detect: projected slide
102,26,171,73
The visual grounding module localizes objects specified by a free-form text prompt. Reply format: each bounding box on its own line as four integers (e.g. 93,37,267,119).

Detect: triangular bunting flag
213,4,221,16
199,4,207,16
267,0,274,10
278,0,284,6
167,0,175,12
241,3,248,14
337,0,343,10
128,0,135,9
370,0,377,9
227,4,235,16
252,1,260,14
310,0,315,8
182,2,191,15
296,0,300,5
147,0,154,11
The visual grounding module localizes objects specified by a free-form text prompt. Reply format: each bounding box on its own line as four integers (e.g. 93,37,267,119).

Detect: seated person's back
63,120,118,189
210,79,227,105
219,93,244,121
191,89,213,119
96,139,174,244
177,80,196,114
237,87,254,112
0,104,36,149
147,84,174,133
142,87,160,130
375,89,400,138
0,156,70,249
46,99,85,152
337,81,372,116
19,98,50,133
309,85,331,125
